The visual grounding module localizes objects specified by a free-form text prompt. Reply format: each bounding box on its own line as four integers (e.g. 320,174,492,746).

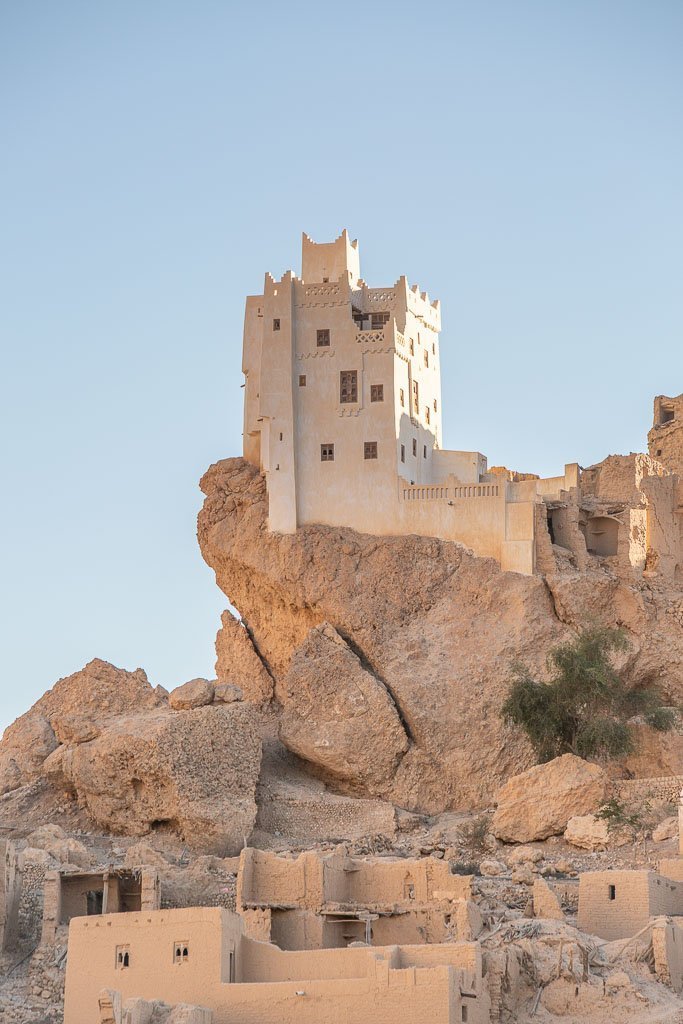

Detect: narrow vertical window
299,375,306,387
317,328,330,347
400,444,405,463
425,407,430,425
424,350,429,367
412,380,419,414
340,370,358,403
409,339,415,356
433,399,437,412
273,318,280,331
399,388,405,408
364,442,378,460
412,438,417,457
608,885,616,901
423,445,427,459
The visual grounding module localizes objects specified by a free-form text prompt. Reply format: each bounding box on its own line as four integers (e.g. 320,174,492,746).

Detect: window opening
321,444,334,462
412,380,419,414
340,370,358,403
399,388,405,408
370,384,384,402
371,312,390,330
86,890,103,916
317,328,330,347
364,441,378,460
299,375,306,387
273,318,280,331
400,444,405,463
173,942,189,965
608,885,616,901
116,946,130,970
412,438,417,457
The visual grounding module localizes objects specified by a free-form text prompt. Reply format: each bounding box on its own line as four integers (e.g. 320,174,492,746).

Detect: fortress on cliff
243,231,682,578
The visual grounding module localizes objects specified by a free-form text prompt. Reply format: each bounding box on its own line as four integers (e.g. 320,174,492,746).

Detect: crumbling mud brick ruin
1,232,683,1024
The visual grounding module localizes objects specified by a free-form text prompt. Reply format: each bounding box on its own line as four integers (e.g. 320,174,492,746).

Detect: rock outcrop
279,623,409,792
491,755,607,843
42,704,261,855
564,813,610,851
198,457,683,813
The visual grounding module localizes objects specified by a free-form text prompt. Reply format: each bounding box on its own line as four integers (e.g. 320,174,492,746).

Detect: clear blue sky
1,1,681,731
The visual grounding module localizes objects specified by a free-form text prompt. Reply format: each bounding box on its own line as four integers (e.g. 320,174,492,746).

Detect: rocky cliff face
198,458,683,813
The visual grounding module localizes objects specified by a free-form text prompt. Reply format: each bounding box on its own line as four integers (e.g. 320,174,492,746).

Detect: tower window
321,444,335,462
432,343,435,355
412,438,417,457
399,388,405,408
273,319,280,331
423,445,427,458
412,380,419,414
115,946,130,970
173,942,189,965
371,312,390,330
340,370,358,403
299,375,306,387
424,350,429,367
364,441,378,460
400,444,405,463
317,328,330,347
461,1007,468,1022
433,399,437,412
608,885,616,901
409,339,415,356
370,384,384,402
425,407,430,425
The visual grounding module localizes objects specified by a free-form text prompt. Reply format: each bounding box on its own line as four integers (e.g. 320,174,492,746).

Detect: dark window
461,1007,468,1023
370,384,384,402
400,444,405,463
364,441,378,460
423,445,427,459
371,312,390,330
608,885,616,901
116,946,130,970
299,375,306,387
412,438,417,457
86,890,103,916
412,380,419,414
317,328,330,347
322,277,329,283
399,388,405,408
434,399,438,412
273,318,280,331
173,942,189,965
279,432,283,441
321,444,334,462
340,370,358,403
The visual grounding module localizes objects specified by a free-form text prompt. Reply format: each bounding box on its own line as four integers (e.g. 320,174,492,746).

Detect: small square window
399,388,405,408
273,318,280,331
116,946,130,970
370,384,384,402
322,277,329,283
364,441,378,460
321,444,334,462
340,370,358,403
400,444,405,463
317,329,330,347
299,375,306,387
412,439,417,457
173,942,189,965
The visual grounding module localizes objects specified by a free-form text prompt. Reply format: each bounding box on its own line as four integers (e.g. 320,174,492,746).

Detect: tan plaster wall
578,871,683,940
64,908,489,1024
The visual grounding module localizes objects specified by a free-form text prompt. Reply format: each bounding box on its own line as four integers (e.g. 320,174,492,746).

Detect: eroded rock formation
197,457,683,813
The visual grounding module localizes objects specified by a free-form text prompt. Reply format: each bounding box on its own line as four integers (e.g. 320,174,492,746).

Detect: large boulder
564,813,609,851
169,678,214,710
491,754,607,843
0,660,164,795
279,623,409,791
43,703,262,855
215,611,273,706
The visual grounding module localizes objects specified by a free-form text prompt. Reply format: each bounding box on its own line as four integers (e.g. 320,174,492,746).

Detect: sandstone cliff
198,457,683,813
